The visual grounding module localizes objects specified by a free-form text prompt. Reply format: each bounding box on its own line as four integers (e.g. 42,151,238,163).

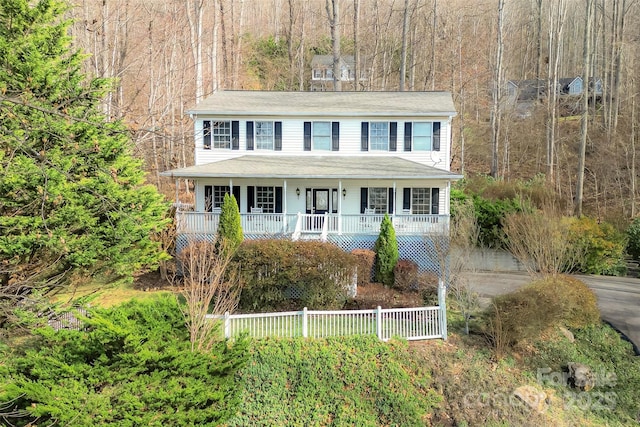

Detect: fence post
376,306,383,340
438,279,448,340
224,311,231,339
302,307,308,338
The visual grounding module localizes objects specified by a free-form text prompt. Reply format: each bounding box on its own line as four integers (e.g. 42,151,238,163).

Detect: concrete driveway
462,271,640,355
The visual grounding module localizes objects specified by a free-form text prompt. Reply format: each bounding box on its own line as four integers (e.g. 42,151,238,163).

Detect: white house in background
310,55,366,91
161,90,461,270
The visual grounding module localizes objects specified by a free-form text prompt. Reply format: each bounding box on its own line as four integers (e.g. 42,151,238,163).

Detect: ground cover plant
227,335,441,426
0,295,248,426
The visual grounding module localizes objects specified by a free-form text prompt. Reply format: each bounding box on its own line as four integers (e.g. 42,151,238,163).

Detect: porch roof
160,155,463,180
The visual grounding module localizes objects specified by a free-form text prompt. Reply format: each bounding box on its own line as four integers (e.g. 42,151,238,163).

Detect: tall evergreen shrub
216,193,243,253
374,214,399,287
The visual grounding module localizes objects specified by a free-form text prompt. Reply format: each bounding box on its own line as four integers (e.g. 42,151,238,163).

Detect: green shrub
232,240,357,312
216,193,243,253
626,216,640,260
351,248,376,286
483,276,600,351
0,296,248,426
567,217,627,276
374,214,399,286
227,336,441,426
393,259,419,291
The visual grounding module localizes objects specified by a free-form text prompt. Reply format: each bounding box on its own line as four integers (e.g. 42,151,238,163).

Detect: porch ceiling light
342,188,347,198
296,187,300,198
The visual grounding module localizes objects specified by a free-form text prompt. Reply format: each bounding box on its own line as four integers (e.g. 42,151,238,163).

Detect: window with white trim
370,122,389,151
256,186,275,213
369,187,388,213
413,122,433,151
203,120,231,149
255,121,274,150
411,188,432,214
313,69,322,79
204,185,230,211
312,121,331,150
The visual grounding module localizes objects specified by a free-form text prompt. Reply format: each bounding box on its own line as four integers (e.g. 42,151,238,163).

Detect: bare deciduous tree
178,239,241,352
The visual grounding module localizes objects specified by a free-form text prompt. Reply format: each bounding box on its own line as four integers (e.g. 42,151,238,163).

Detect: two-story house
310,55,365,91
161,90,461,270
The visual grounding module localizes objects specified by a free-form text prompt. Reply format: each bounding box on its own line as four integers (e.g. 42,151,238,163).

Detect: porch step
297,233,323,241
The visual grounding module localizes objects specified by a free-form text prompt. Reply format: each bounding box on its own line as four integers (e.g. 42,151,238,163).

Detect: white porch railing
176,211,449,236
207,306,444,341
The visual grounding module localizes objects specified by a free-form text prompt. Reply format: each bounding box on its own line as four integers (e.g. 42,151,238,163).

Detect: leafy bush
393,259,419,291
232,240,357,312
0,296,248,426
374,214,399,286
626,216,640,260
227,336,441,426
483,276,600,352
351,248,376,286
567,217,627,276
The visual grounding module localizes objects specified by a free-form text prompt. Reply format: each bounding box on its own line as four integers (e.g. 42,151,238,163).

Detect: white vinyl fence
207,305,445,341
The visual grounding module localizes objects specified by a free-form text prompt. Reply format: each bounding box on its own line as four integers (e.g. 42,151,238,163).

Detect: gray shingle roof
188,91,457,117
160,155,462,180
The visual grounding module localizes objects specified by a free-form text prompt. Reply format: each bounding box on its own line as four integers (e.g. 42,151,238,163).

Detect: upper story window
361,121,397,152
255,121,274,150
312,122,331,150
369,122,389,150
304,121,339,151
246,121,281,151
203,120,231,150
413,122,433,151
403,121,441,152
326,69,333,79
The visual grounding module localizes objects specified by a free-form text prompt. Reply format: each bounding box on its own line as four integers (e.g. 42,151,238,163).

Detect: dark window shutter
388,188,394,213
232,120,240,150
389,122,397,151
247,186,255,212
203,121,211,149
232,186,241,212
403,188,411,210
275,187,283,213
274,121,282,151
404,122,412,151
360,188,368,213
433,122,441,151
331,121,340,151
304,121,312,151
246,121,254,150
361,122,369,151
431,188,440,214
204,185,213,212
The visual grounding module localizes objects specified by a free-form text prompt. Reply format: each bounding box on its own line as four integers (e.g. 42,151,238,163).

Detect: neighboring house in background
506,76,603,117
161,90,461,270
310,55,366,91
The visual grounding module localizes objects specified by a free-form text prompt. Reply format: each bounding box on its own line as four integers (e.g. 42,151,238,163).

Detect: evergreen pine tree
374,214,399,287
0,0,168,302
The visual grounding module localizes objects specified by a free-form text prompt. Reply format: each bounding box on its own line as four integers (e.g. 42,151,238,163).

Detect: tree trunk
399,0,410,91
575,0,594,217
326,0,341,91
490,0,505,179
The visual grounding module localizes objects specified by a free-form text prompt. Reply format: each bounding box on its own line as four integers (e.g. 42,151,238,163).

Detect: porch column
338,180,343,235
283,180,287,233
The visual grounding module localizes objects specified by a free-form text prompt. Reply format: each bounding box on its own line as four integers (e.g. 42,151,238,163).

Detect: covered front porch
175,210,450,240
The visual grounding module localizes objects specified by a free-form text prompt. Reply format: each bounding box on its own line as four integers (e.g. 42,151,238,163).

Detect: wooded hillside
68,0,640,222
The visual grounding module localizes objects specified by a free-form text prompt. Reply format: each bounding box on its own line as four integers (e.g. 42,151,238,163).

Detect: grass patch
49,276,173,308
